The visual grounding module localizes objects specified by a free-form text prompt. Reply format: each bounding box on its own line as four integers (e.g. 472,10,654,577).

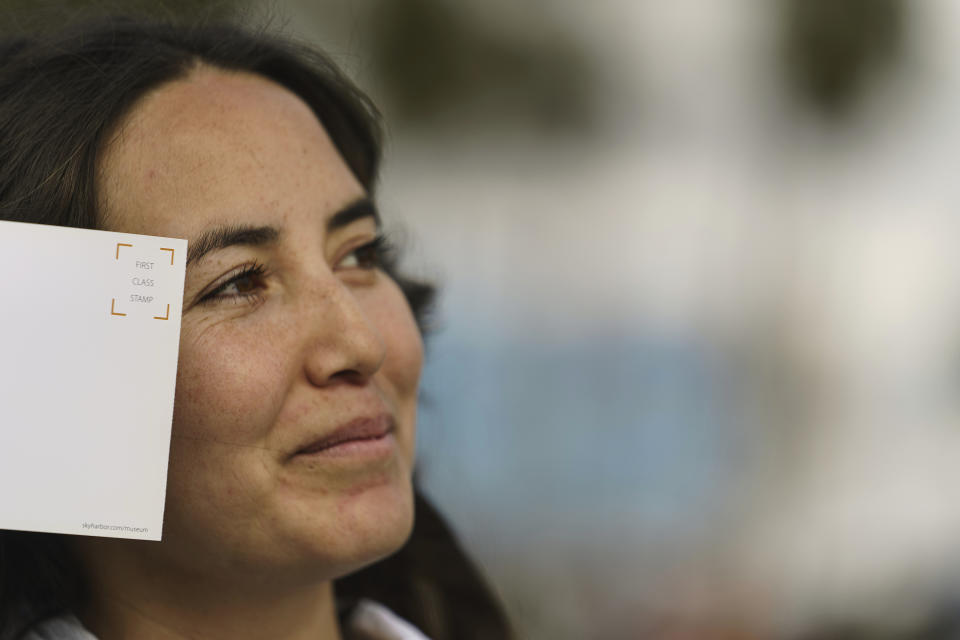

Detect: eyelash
344,234,389,270
198,234,390,305
199,261,269,305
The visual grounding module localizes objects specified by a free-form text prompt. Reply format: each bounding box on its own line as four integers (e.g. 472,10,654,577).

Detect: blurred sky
253,1,960,637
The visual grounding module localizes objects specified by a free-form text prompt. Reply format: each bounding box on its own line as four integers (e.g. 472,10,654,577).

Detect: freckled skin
70,67,424,638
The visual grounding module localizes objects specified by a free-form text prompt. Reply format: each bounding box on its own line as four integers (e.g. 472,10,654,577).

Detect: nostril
330,369,368,385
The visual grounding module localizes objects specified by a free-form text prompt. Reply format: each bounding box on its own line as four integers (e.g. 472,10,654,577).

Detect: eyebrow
326,198,380,234
186,198,379,266
187,225,279,266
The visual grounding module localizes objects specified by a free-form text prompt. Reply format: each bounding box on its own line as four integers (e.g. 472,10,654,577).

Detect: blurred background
9,0,960,637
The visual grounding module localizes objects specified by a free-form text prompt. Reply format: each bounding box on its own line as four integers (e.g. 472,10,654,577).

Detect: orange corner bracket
153,303,170,321
160,247,174,265
110,298,126,317
115,243,133,260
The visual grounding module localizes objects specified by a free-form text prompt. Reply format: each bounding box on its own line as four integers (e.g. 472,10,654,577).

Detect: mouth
292,413,395,459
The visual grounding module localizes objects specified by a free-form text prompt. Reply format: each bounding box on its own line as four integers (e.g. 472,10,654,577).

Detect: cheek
370,280,424,400
164,317,295,532
172,317,291,442
364,280,424,460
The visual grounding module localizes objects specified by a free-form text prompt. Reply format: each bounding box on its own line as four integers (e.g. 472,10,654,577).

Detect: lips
293,413,394,457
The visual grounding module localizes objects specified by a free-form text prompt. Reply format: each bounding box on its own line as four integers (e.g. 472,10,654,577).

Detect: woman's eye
339,236,387,270
199,263,268,304
220,273,260,295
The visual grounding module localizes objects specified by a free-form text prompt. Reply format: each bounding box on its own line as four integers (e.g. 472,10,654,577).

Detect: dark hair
0,17,510,640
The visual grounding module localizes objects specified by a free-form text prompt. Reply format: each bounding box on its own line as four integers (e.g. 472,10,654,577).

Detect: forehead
97,66,364,238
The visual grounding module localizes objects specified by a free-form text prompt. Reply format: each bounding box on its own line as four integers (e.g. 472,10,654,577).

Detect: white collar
346,599,432,640
25,600,431,640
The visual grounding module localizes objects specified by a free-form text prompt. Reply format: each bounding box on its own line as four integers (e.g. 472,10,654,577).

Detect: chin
284,472,416,580
343,476,415,567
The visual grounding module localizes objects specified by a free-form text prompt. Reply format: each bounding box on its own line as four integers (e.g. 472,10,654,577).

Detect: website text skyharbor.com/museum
81,522,148,535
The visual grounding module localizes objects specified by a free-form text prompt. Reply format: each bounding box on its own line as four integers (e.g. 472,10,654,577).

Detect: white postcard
0,221,186,540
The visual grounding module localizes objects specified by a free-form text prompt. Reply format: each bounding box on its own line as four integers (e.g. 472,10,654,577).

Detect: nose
300,275,386,387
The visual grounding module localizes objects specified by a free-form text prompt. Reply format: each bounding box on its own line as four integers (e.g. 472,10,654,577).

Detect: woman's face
96,67,423,582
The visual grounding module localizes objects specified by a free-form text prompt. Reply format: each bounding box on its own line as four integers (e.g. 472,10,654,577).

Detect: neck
70,540,343,640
